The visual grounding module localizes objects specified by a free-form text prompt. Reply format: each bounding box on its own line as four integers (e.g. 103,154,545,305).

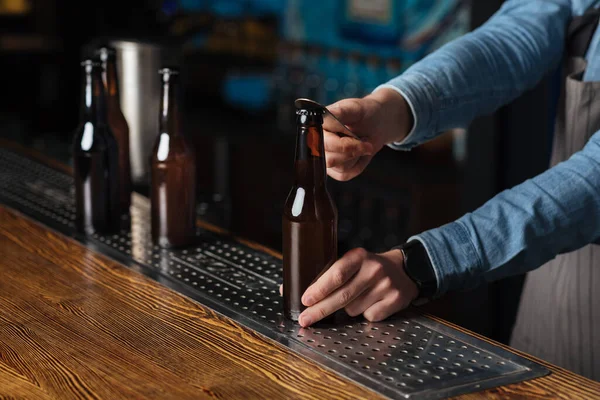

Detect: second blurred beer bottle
96,46,132,213
73,59,121,234
282,107,338,321
150,67,197,248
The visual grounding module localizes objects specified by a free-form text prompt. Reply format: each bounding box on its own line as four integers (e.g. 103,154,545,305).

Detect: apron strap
563,8,600,245
566,7,600,58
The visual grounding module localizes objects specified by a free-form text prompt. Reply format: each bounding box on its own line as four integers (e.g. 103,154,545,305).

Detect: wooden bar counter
0,141,599,399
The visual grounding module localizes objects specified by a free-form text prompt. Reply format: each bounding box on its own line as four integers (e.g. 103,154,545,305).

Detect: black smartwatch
397,240,437,305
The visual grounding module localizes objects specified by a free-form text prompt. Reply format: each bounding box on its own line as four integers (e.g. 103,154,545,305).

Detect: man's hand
288,248,419,327
324,88,413,181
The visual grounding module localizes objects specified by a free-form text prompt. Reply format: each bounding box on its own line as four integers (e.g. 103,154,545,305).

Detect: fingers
326,152,360,169
321,99,374,181
298,262,378,327
301,248,368,307
279,284,282,296
324,98,365,129
324,130,373,157
344,285,385,317
363,294,406,322
327,156,372,181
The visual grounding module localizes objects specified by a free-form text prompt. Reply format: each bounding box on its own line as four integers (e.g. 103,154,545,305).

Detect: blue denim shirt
375,0,600,296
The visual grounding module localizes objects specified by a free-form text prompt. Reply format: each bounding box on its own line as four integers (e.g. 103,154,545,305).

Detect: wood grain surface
1,140,599,399
0,206,382,400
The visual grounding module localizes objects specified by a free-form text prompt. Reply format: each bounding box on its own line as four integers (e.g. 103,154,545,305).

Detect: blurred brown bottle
282,108,338,321
73,59,121,234
96,46,131,213
150,67,197,248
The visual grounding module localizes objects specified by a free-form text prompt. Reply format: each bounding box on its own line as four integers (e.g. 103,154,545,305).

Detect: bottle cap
159,67,179,75
80,59,100,67
96,46,116,62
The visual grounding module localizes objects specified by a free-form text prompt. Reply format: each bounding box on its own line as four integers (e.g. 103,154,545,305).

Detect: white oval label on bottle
80,122,94,151
291,187,305,217
157,133,170,161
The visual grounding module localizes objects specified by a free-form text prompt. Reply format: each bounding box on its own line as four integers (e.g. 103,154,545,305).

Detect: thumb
326,98,365,128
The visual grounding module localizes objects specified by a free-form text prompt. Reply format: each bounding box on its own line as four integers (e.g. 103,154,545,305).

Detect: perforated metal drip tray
0,148,549,399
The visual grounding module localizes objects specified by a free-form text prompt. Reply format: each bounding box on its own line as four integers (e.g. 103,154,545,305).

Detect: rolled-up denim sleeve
412,131,600,296
375,0,572,150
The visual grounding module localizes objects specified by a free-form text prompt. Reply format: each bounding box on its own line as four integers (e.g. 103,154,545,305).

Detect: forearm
380,0,571,149
413,130,600,296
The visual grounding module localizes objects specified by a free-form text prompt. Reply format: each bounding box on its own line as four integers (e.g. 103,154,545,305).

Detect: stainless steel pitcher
109,40,163,186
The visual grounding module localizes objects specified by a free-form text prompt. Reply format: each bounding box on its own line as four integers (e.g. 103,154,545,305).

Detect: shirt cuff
372,72,439,151
407,220,482,297
373,84,418,151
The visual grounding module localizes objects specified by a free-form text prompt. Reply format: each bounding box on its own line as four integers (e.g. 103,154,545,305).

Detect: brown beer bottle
96,46,131,213
283,107,338,321
150,67,197,248
73,59,121,234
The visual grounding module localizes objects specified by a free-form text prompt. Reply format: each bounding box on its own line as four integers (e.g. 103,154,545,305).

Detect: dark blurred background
0,0,557,345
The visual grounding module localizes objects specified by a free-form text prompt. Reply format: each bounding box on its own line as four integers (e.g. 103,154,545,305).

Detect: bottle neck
80,65,107,124
159,74,182,137
102,56,120,100
294,124,327,188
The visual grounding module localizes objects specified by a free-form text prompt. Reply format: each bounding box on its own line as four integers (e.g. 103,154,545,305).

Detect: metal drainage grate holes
0,148,549,400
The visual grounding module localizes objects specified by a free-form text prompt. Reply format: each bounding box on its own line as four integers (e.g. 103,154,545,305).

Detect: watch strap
398,240,437,303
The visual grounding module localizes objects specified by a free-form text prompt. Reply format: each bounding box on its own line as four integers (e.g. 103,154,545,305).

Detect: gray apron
510,10,600,381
